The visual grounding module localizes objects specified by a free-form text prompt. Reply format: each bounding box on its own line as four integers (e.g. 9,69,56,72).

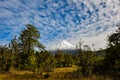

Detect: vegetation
103,25,120,77
0,24,120,80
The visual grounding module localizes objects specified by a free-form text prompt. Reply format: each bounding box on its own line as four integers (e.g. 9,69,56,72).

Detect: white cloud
0,0,120,50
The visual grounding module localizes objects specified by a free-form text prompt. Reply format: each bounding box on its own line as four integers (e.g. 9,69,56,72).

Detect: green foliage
74,49,82,65
78,51,95,76
0,45,12,72
64,54,74,67
104,26,120,76
93,56,105,74
0,23,120,79
54,50,65,67
35,50,55,74
18,24,44,71
0,24,45,73
9,36,20,70
54,50,74,67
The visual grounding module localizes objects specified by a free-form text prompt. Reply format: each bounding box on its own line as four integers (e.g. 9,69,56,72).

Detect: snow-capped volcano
51,40,75,50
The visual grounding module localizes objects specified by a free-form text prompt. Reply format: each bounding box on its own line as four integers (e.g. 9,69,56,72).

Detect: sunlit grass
0,66,78,80
54,65,78,73
0,66,113,80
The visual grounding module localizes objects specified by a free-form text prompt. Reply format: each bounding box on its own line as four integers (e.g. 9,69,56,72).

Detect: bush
78,51,95,76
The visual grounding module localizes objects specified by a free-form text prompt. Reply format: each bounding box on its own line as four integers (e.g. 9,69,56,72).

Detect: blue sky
0,0,120,50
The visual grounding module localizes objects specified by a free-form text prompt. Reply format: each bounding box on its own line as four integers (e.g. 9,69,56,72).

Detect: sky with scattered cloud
0,0,120,50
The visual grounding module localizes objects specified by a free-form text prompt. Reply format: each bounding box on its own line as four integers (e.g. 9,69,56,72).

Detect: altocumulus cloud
0,0,120,50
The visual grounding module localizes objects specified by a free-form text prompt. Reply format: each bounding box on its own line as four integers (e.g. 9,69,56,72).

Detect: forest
0,24,120,80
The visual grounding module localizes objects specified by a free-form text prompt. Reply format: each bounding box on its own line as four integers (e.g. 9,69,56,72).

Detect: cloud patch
0,0,120,49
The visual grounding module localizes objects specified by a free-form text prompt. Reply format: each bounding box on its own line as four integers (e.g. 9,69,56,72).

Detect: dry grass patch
54,65,78,73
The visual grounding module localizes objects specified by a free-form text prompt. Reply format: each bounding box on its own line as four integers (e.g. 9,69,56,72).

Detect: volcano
51,40,75,50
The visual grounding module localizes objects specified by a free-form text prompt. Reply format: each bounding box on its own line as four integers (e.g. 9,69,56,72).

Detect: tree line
0,24,75,74
0,24,119,79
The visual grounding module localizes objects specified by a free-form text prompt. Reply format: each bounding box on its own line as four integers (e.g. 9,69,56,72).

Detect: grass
0,66,113,80
54,65,78,72
0,66,77,80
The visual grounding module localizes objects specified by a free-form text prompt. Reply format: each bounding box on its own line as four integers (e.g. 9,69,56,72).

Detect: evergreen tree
19,24,44,71
104,25,120,76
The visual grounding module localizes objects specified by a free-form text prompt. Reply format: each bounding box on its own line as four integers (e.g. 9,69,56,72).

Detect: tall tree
104,25,120,76
19,24,44,70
